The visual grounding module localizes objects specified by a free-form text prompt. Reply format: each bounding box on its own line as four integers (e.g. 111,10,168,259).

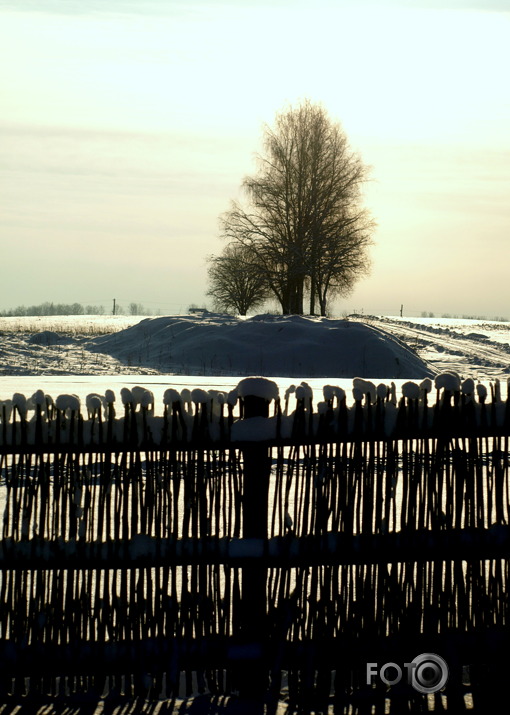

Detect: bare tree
307,210,373,315
129,302,148,316
206,243,269,315
219,100,374,315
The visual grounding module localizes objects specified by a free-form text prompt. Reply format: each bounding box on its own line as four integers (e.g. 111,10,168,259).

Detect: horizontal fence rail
0,374,509,710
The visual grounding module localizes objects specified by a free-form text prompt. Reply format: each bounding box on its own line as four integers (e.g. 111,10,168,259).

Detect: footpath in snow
362,315,510,381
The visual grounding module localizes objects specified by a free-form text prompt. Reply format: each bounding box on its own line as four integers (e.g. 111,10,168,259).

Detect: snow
55,394,81,412
295,384,312,403
435,372,461,393
0,313,508,413
190,388,211,404
462,378,476,395
227,389,238,407
353,378,377,403
2,313,509,384
30,389,47,406
376,383,388,401
12,392,27,418
476,384,488,401
121,387,134,405
371,315,510,380
28,330,68,346
0,375,507,445
86,314,434,379
85,393,103,416
131,385,152,406
420,378,433,394
402,381,421,400
237,377,280,401
163,388,182,405
322,385,335,402
352,387,364,403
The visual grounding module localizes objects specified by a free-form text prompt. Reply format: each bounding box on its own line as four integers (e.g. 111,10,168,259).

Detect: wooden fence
0,375,509,712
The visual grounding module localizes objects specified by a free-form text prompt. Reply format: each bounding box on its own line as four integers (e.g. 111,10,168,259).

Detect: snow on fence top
0,373,508,449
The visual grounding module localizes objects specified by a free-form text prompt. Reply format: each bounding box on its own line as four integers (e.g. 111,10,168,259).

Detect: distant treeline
421,311,509,322
0,302,152,317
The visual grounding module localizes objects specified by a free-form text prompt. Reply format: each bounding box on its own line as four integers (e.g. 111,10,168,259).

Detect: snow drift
87,314,434,379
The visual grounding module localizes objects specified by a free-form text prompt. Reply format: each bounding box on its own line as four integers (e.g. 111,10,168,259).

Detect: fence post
237,378,277,701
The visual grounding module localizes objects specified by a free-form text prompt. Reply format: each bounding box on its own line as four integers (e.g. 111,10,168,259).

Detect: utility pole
113,299,116,316
400,304,403,317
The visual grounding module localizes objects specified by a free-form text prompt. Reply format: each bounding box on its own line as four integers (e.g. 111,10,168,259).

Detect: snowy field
367,315,510,381
0,312,509,407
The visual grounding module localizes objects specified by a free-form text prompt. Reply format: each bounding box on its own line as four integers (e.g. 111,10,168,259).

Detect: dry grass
0,315,151,337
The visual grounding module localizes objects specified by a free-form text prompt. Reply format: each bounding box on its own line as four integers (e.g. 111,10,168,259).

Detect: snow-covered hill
1,313,509,385
87,313,433,379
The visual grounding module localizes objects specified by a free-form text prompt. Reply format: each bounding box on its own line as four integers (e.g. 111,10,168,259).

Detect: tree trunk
282,275,304,315
309,275,316,315
280,285,291,314
290,278,304,315
318,286,327,316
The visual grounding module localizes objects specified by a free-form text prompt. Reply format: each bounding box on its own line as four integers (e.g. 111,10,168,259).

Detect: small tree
129,302,147,316
206,243,269,315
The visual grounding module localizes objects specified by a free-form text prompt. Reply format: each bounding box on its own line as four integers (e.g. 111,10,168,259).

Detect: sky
1,0,509,319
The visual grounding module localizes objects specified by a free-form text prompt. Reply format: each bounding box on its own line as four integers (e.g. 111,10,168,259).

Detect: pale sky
1,0,509,318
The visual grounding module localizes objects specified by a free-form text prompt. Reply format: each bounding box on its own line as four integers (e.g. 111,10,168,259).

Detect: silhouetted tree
218,100,374,315
206,243,269,315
